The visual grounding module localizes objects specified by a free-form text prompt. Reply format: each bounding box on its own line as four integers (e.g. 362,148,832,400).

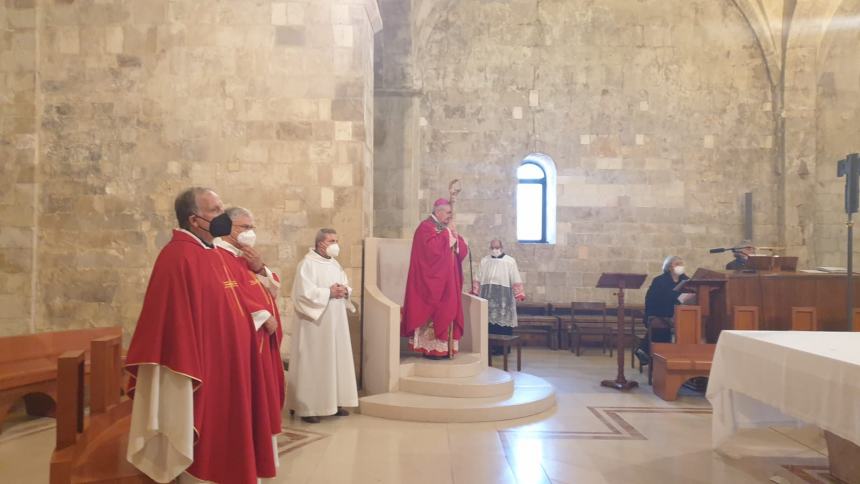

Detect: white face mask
490,249,502,257
326,243,340,258
237,230,256,248
673,265,685,276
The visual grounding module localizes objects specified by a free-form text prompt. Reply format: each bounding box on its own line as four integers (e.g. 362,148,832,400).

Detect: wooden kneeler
651,306,715,401
50,336,151,484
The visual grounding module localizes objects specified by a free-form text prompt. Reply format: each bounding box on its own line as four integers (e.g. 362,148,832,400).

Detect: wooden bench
50,335,151,484
651,343,716,401
516,301,551,316
513,315,560,350
0,327,123,433
488,335,522,371
561,302,610,355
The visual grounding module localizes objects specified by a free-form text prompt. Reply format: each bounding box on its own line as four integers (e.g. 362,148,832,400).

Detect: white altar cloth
706,331,860,448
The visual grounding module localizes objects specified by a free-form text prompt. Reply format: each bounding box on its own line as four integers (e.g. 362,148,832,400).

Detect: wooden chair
0,327,123,434
674,306,702,344
50,336,151,484
733,306,760,330
567,302,611,356
651,343,716,401
791,307,818,331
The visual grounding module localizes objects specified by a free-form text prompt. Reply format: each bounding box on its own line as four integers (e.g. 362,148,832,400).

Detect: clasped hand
330,283,348,299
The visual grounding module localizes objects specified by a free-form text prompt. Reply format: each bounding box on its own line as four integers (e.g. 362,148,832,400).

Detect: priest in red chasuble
213,206,285,476
401,198,469,359
125,188,277,484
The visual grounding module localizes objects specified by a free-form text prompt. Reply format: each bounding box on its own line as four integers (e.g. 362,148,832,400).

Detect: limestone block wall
0,1,38,336
814,0,860,267
377,0,779,304
1,0,381,340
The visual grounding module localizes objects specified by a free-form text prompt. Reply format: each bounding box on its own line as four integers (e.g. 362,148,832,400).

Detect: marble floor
0,348,832,484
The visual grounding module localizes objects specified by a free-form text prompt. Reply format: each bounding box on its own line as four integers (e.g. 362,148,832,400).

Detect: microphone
709,247,728,253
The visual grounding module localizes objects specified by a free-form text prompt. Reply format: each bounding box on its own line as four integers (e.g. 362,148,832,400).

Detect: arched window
517,154,557,244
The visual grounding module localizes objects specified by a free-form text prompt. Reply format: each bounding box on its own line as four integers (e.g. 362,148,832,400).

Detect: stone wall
376,0,778,304
814,0,860,267
0,0,38,336
1,0,381,341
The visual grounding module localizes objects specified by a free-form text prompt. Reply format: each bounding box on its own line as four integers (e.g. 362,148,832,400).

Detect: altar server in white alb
288,228,359,423
472,239,526,337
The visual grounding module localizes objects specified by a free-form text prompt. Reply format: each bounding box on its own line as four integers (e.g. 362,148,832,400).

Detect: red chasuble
400,217,469,344
215,245,285,471
126,230,271,484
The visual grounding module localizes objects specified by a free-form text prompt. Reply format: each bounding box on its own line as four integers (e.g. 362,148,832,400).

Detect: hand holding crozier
448,179,462,206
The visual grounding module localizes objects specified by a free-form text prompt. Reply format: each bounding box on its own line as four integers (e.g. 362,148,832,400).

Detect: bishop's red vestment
400,217,468,356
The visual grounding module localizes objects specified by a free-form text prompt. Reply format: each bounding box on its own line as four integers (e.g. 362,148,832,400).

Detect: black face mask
209,213,233,237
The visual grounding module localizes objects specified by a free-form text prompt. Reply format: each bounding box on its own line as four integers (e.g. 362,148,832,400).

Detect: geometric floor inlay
497,406,714,484
782,464,838,484
499,406,712,442
277,426,328,456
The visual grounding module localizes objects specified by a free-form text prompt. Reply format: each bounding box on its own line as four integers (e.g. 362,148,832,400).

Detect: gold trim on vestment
124,361,203,391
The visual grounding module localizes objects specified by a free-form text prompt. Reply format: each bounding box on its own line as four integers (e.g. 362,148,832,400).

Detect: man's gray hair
661,255,682,273
174,186,213,230
224,206,252,220
315,228,337,246
489,239,503,248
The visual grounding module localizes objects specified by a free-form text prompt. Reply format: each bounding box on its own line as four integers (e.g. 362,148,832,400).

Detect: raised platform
359,352,555,423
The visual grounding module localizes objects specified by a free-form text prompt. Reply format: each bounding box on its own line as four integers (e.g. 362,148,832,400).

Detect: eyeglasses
235,224,256,230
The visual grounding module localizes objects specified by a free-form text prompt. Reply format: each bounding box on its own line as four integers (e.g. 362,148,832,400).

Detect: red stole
125,230,271,483
400,217,468,341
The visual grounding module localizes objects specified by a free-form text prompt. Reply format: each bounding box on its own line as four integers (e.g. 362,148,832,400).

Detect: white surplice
288,249,358,417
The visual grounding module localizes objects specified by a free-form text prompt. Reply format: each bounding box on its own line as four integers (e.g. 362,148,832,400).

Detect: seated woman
635,255,688,366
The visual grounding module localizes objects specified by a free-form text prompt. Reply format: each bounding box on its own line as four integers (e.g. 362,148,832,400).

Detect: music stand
597,272,647,391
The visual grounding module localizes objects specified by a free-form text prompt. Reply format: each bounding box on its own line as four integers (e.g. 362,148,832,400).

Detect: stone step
399,367,514,398
359,372,555,423
399,352,483,379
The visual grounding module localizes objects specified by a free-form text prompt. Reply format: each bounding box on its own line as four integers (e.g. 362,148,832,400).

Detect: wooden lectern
597,273,647,391
674,268,727,343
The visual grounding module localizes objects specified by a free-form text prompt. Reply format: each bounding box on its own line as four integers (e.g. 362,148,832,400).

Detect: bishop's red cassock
125,229,275,484
400,208,468,356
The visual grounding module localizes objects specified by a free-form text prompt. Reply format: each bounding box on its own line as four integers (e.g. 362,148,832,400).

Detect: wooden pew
514,315,560,350
651,343,716,401
50,335,151,484
651,306,715,401
791,307,819,331
0,327,123,433
512,302,559,350
732,306,760,330
564,302,610,356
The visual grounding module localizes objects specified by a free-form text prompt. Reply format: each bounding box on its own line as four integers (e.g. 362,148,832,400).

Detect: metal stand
848,215,854,331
